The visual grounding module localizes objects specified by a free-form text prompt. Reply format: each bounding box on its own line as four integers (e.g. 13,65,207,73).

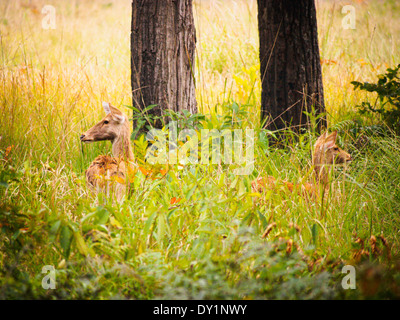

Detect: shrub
352,64,400,133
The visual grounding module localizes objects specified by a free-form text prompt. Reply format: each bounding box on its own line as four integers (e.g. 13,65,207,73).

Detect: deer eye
104,120,109,125
333,147,339,151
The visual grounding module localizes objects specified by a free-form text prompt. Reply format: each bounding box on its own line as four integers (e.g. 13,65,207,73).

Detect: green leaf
49,220,61,242
144,104,158,112
94,207,109,225
74,231,94,257
124,104,140,113
185,185,197,200
60,225,73,259
257,210,268,229
311,224,318,247
144,211,157,238
157,213,167,245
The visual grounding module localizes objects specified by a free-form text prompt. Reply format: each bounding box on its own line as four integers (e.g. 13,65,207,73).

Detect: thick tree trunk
257,0,325,132
131,0,197,134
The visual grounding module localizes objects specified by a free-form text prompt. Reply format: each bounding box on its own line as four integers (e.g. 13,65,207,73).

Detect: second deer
251,131,352,196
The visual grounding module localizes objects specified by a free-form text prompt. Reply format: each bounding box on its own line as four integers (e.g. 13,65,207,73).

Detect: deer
251,131,352,197
80,102,137,200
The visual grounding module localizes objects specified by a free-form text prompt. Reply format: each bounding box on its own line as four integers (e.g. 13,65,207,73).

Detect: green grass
1,0,400,299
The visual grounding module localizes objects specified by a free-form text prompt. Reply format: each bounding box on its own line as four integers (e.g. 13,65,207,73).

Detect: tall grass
0,0,400,299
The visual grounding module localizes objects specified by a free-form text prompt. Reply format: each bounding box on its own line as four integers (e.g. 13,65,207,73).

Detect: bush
352,64,400,133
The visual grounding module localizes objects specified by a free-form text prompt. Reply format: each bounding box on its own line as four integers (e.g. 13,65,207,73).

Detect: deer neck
313,152,331,187
314,165,330,186
112,132,134,161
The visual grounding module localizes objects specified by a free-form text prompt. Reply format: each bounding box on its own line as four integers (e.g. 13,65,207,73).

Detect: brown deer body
251,131,352,196
80,102,136,200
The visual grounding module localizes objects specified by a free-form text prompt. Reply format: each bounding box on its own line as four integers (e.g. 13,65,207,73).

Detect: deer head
80,102,134,160
313,131,352,183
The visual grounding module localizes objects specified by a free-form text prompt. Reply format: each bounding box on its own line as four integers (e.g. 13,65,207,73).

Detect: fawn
251,131,352,196
80,102,136,200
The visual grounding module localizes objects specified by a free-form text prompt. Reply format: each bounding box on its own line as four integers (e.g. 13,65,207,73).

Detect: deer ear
315,131,327,147
102,102,111,115
112,113,125,124
324,131,338,148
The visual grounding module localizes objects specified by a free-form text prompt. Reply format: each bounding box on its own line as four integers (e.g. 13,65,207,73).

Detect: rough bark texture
257,0,325,131
131,0,197,134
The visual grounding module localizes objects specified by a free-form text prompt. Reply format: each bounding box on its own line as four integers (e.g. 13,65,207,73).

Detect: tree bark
257,0,325,132
130,0,197,135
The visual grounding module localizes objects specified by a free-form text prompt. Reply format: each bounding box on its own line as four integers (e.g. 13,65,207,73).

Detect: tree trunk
257,0,325,132
131,0,197,135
